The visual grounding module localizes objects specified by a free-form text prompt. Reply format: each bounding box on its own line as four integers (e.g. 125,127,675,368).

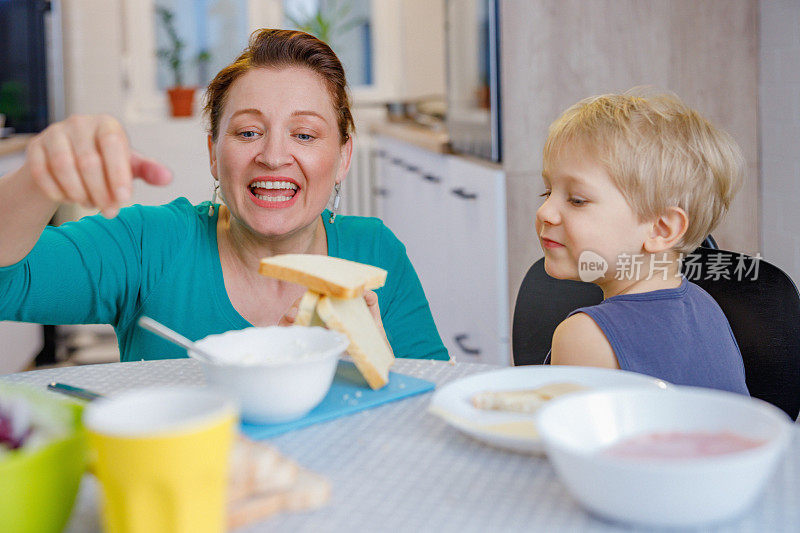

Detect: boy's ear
643,206,689,253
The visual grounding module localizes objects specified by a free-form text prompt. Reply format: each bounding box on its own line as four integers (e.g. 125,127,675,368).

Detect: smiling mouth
249,180,299,203
541,237,564,248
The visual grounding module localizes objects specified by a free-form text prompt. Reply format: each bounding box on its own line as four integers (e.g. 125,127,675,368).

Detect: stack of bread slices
228,436,329,528
259,254,395,389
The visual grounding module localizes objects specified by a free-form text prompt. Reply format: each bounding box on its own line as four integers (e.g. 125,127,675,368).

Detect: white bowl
194,326,349,424
535,387,794,528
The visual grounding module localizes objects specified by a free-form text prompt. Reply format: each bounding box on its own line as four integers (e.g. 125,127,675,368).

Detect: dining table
3,358,799,533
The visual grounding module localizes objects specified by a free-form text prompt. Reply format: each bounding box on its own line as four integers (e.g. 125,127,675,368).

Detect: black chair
512,241,800,420
512,238,719,364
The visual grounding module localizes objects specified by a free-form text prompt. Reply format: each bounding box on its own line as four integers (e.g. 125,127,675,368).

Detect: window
122,0,403,118
154,0,250,90
282,0,373,87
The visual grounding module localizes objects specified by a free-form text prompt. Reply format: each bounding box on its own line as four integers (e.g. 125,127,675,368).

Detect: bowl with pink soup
535,386,794,528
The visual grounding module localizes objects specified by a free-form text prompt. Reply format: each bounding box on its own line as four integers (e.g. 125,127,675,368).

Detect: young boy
538,91,748,395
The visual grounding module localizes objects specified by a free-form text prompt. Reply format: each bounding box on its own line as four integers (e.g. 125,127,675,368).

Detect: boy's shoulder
551,312,617,367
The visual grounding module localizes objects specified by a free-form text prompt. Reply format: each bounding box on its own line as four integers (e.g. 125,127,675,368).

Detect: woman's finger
130,152,173,186
363,290,392,353
363,290,383,326
41,125,90,206
277,298,301,327
96,116,133,213
26,139,64,203
66,119,113,214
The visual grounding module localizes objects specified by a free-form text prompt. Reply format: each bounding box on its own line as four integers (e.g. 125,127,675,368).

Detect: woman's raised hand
25,114,173,218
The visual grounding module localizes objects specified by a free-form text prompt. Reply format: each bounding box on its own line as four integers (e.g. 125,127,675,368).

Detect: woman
0,29,448,362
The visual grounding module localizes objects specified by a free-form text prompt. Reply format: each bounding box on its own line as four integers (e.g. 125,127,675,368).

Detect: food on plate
471,382,588,413
531,381,589,400
259,254,387,299
603,431,767,459
258,254,394,390
228,436,330,529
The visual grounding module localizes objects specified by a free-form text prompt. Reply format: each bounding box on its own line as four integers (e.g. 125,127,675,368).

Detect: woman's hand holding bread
260,255,396,388
279,289,385,334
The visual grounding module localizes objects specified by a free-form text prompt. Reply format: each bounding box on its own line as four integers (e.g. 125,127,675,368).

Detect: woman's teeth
254,194,292,202
250,181,298,202
250,181,298,190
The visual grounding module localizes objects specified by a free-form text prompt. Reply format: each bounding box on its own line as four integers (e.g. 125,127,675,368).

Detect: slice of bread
471,382,589,414
259,254,387,299
229,437,298,502
315,295,394,389
293,290,324,327
227,437,329,529
471,389,546,414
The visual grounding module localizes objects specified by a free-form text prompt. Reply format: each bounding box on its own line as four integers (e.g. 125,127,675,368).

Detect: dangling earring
329,182,342,224
208,181,219,217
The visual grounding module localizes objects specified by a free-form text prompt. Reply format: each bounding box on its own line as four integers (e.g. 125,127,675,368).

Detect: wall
60,0,125,117
500,0,759,307
398,0,446,100
760,0,800,287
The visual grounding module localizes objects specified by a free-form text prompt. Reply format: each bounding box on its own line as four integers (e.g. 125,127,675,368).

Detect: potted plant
285,0,365,48
155,6,203,117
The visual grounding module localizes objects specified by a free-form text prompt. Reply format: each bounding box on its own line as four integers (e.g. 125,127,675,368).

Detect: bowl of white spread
194,326,349,424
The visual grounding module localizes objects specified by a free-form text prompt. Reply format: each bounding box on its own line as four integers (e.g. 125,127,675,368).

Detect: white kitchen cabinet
372,135,509,365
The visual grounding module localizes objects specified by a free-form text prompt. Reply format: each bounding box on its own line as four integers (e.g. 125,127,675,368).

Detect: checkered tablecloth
4,359,799,532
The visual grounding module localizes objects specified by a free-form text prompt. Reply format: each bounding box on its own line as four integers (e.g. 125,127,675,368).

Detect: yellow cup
84,386,237,533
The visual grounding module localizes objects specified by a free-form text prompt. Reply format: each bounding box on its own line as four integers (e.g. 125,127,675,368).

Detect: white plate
428,366,669,454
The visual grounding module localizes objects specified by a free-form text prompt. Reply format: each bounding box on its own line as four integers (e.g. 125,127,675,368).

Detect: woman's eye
238,130,259,139
539,191,551,198
296,133,315,141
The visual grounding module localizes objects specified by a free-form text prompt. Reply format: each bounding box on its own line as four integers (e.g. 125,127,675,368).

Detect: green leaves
285,0,365,47
155,5,187,87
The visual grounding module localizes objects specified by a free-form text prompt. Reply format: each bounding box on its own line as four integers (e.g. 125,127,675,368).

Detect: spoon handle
137,316,216,363
48,382,103,402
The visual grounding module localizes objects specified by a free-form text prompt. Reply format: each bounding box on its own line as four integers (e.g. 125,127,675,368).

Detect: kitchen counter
0,134,33,157
369,120,450,154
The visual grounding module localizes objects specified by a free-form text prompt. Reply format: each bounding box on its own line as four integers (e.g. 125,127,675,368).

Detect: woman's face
209,66,352,238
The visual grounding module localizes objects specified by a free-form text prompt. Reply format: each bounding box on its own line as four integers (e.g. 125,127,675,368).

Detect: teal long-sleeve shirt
0,198,448,362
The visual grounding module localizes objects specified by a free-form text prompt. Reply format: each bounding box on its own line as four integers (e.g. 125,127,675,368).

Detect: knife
47,382,104,402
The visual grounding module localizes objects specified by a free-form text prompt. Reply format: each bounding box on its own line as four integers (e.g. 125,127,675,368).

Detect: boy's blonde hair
543,89,744,254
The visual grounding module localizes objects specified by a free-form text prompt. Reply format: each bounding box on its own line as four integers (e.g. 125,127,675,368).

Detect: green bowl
0,401,88,533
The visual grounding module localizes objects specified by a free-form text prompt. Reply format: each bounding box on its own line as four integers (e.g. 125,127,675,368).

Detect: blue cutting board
240,361,435,439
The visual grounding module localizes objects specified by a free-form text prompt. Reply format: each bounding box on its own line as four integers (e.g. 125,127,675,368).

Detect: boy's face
536,143,652,284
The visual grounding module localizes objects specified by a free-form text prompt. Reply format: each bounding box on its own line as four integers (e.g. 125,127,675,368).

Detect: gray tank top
566,278,748,395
